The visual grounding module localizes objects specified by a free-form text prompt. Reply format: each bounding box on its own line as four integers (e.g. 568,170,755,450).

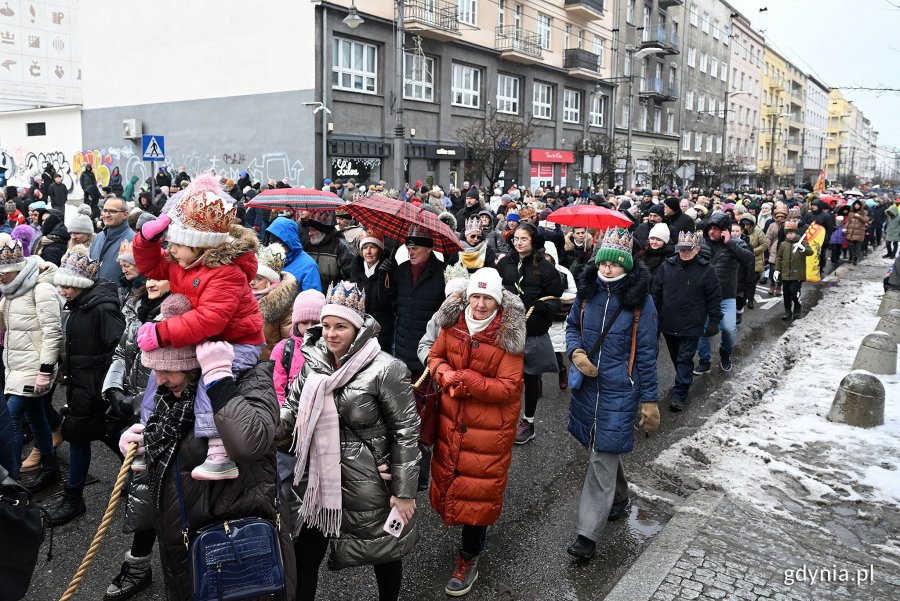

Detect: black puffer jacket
60,281,124,444
392,253,445,373
666,208,696,240
153,363,296,601
640,243,675,279
349,255,394,352
650,255,723,337
34,210,70,266
698,215,755,300
496,252,564,336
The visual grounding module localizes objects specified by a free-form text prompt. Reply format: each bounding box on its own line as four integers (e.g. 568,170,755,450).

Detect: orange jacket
427,290,525,526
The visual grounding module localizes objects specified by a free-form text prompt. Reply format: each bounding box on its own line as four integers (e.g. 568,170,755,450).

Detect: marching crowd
0,167,897,601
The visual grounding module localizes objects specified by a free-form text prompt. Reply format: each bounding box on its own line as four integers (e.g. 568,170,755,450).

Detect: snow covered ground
654,259,900,562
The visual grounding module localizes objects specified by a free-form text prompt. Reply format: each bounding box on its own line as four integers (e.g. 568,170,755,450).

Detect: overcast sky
727,0,899,157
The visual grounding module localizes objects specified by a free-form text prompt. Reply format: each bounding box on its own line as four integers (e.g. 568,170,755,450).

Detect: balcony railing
640,24,679,54
404,0,459,34
639,77,677,100
658,0,684,8
495,26,543,60
564,0,605,19
564,48,600,72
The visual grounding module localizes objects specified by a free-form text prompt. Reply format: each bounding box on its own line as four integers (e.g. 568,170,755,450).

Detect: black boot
747,297,755,310
782,310,793,321
24,453,61,493
566,535,596,559
793,303,802,320
608,496,630,522
49,485,86,527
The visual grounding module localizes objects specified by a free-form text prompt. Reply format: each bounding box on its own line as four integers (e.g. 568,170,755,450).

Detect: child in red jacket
133,174,264,480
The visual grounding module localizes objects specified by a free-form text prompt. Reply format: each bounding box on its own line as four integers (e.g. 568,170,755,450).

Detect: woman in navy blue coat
564,227,659,560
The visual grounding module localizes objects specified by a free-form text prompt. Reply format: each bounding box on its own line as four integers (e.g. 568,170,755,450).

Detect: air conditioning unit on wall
123,119,142,140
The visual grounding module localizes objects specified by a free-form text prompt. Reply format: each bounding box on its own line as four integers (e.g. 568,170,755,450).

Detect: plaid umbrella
546,205,632,230
346,195,463,254
245,188,345,211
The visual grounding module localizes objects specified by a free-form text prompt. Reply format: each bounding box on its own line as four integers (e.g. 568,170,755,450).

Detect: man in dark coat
664,196,696,241
694,212,754,374
651,232,723,411
79,164,101,218
633,204,665,247
455,188,483,236
48,172,68,213
300,212,354,292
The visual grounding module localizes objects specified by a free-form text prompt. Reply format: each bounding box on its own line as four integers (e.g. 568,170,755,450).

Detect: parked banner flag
813,169,826,193
804,222,826,282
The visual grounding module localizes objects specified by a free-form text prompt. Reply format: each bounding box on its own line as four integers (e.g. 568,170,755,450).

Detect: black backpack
0,465,50,601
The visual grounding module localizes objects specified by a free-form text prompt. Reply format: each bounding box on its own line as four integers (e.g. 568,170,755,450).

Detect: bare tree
455,107,536,186
577,134,626,189
647,147,676,189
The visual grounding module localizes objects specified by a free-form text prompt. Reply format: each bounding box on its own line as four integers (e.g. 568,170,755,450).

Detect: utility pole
392,0,406,190
768,113,778,190
797,127,806,188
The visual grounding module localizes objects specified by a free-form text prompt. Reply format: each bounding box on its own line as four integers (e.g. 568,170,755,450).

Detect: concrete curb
604,489,724,601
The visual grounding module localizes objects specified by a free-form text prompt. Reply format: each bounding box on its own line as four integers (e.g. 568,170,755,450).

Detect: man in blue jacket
89,197,134,282
266,217,322,292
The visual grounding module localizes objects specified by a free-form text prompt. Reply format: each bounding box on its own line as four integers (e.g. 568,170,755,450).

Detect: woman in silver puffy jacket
281,281,420,601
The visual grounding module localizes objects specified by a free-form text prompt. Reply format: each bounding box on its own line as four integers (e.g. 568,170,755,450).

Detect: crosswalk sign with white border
142,135,165,161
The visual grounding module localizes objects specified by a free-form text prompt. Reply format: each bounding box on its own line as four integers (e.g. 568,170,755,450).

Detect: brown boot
21,447,41,472
52,425,62,447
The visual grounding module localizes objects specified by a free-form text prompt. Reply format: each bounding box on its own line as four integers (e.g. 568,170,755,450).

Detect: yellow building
756,46,804,185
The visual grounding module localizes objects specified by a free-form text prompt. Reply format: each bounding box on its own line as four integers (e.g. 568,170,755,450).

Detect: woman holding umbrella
495,223,563,445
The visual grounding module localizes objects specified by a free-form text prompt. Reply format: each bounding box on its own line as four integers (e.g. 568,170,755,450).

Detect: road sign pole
149,161,154,207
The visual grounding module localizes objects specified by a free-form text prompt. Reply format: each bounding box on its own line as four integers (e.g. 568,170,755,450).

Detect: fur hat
0,233,26,274
54,245,99,288
256,243,287,283
648,223,671,244
166,173,236,248
438,212,457,232
519,206,536,220
321,281,366,329
444,262,470,297
117,239,135,265
11,224,34,257
140,295,201,372
594,228,634,272
675,231,701,251
466,267,503,305
292,288,327,325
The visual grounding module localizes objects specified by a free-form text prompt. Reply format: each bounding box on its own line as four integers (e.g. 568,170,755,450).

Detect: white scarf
292,336,381,537
364,261,378,278
464,305,497,336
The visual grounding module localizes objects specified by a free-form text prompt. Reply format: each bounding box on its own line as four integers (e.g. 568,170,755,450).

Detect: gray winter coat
281,317,420,570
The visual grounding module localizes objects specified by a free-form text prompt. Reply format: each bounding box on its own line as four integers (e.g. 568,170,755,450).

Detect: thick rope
58,442,137,601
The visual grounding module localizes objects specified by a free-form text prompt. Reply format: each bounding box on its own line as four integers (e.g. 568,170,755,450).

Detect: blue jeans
7,394,54,481
0,395,18,477
697,298,737,364
67,432,123,490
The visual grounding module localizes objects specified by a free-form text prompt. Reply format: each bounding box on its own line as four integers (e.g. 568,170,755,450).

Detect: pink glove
196,341,235,383
140,213,172,241
119,423,146,456
137,322,161,352
34,372,52,394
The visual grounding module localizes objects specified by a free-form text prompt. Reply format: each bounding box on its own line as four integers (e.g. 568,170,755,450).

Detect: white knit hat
648,222,671,244
66,204,94,235
466,267,503,305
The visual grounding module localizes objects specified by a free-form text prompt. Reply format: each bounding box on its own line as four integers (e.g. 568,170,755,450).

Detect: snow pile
655,265,900,558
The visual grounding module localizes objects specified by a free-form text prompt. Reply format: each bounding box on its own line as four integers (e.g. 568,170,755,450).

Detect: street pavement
23,266,830,601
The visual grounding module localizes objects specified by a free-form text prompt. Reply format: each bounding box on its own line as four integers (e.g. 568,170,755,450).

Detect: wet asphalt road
22,271,832,601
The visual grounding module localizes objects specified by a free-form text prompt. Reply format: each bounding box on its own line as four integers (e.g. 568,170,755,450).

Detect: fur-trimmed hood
432,289,526,354
257,272,299,323
576,260,650,311
439,212,457,232
201,224,259,268
564,231,593,252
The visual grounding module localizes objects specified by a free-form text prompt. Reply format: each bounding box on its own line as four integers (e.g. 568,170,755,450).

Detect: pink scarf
292,337,381,536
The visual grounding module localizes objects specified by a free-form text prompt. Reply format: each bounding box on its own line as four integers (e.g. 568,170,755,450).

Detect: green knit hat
594,227,634,272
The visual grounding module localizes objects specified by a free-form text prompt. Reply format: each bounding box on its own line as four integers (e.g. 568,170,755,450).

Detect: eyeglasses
102,208,126,215
512,237,531,243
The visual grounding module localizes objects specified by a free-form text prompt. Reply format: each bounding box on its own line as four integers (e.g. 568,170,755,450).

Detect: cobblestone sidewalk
605,490,900,601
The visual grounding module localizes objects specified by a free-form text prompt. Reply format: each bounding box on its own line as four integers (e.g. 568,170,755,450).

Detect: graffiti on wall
0,148,76,192
72,150,114,187
164,151,306,185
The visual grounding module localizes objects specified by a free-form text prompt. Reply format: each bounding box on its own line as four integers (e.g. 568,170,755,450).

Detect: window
403,52,434,102
653,108,662,133
514,2,522,31
723,25,730,45
642,9,651,42
694,132,702,151
706,135,714,153
563,89,581,123
627,0,636,24
689,5,698,26
590,95,606,127
332,38,377,93
638,106,647,131
26,122,46,136
683,131,691,151
451,63,481,108
537,13,551,49
624,50,632,76
720,62,727,81
564,24,571,49
620,102,630,128
699,53,708,73
533,82,552,119
710,57,718,78
458,0,477,26
593,35,604,70
685,90,694,110
577,29,584,50
712,19,720,40
702,12,710,34
697,94,705,113
667,111,675,134
498,0,505,26
732,67,738,88
496,73,519,114
687,47,696,68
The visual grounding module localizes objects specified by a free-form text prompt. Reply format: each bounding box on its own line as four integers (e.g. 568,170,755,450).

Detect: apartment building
827,89,872,185
679,0,732,179
608,0,684,188
722,5,763,187
803,75,829,185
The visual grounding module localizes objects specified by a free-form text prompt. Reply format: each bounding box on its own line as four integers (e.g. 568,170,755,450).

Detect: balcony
403,0,461,41
639,77,677,102
495,26,543,64
768,77,785,92
564,48,600,79
640,25,679,55
564,0,604,21
658,0,684,7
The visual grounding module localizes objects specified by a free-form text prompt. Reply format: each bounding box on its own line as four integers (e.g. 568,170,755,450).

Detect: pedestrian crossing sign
142,135,165,161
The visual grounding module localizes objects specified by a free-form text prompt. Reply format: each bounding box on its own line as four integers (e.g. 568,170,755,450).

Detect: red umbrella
546,205,632,230
245,188,345,211
346,195,463,254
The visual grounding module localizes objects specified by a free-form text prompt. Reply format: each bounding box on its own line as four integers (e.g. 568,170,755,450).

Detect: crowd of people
0,165,896,601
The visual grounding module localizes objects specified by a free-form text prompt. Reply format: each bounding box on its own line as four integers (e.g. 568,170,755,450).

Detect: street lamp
343,1,365,28
624,46,665,191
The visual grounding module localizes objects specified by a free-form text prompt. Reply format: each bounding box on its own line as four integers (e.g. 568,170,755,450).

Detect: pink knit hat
292,289,326,325
141,295,201,371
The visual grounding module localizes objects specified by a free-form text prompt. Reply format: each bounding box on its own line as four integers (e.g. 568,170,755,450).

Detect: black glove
105,388,133,420
378,256,397,274
703,322,720,338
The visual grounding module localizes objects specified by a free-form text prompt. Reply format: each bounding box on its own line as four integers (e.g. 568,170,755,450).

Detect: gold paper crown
324,281,366,316
464,215,481,233
258,242,287,273
600,227,633,253
118,239,133,256
444,262,469,283
676,231,700,248
176,189,235,235
0,234,25,270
